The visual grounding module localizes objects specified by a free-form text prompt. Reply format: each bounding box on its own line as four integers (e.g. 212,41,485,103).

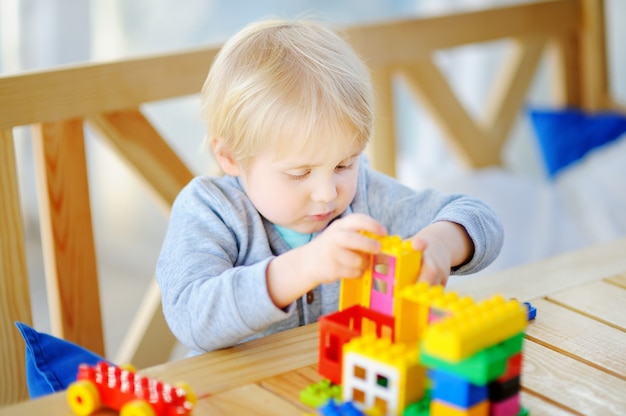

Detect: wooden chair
0,50,216,404
0,0,613,406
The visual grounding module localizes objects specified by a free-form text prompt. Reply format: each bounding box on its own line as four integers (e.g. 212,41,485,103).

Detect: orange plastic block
422,295,527,362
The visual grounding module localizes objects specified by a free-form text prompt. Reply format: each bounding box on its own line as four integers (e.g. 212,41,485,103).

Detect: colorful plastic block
301,379,342,409
66,362,195,416
402,393,431,416
422,295,527,362
491,393,521,416
420,333,524,385
339,234,421,316
396,282,475,344
488,376,520,402
523,302,537,321
342,334,426,415
430,399,489,416
318,399,365,416
429,369,488,408
498,353,523,382
319,305,395,384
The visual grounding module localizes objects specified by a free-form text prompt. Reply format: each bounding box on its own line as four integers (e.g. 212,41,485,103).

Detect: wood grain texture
523,340,626,415
547,280,626,330
32,120,105,356
525,298,626,379
0,130,31,405
260,365,323,412
367,65,396,177
143,323,319,397
449,236,626,302
344,0,579,67
484,36,546,146
0,47,217,130
605,273,626,289
199,384,303,415
87,109,194,209
401,57,499,168
520,391,579,416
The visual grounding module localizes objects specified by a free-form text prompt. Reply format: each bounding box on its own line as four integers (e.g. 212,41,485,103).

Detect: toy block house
312,234,530,415
339,234,422,315
319,235,420,384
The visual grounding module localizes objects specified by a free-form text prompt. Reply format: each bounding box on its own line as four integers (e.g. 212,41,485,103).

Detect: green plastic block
420,333,524,385
299,379,342,409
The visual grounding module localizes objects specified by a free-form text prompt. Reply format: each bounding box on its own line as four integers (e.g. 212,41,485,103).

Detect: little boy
156,19,503,354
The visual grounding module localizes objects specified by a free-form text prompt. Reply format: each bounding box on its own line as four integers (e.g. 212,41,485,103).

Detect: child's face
238,131,363,234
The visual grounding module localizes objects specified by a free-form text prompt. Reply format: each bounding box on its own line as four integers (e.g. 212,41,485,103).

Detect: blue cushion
529,108,626,178
15,322,108,398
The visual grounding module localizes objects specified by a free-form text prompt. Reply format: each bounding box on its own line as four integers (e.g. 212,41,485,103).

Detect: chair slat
87,109,194,209
32,120,105,356
400,57,500,168
485,36,547,146
0,129,31,404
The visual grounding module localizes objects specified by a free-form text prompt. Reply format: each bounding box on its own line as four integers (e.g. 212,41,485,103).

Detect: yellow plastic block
343,334,426,413
422,295,527,362
339,233,421,312
395,282,475,344
431,399,489,416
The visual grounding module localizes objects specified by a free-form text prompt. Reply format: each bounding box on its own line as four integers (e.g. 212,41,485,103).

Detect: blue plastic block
318,399,364,416
430,369,488,408
524,302,537,321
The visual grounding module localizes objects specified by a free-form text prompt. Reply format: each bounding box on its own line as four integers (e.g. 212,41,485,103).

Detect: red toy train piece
67,361,196,416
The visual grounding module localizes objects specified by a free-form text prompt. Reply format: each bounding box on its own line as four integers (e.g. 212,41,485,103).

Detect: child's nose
311,179,337,203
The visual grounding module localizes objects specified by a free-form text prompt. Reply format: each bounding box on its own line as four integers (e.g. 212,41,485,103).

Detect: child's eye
335,162,354,172
286,171,310,180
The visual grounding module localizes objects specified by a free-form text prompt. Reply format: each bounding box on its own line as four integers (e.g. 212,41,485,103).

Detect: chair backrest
0,0,610,405
0,50,212,404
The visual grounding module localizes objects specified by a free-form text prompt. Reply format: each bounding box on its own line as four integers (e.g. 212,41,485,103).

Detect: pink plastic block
491,393,520,416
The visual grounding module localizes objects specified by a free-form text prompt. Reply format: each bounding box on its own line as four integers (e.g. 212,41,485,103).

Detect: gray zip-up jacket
156,160,503,355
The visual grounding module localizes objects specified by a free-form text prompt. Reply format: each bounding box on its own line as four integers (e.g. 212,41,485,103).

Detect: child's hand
409,221,474,286
410,236,452,286
302,214,386,285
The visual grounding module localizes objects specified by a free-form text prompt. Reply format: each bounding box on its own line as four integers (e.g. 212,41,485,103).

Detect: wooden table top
2,237,626,415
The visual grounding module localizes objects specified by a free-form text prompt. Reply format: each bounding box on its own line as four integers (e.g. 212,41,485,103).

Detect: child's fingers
411,236,428,252
338,213,386,236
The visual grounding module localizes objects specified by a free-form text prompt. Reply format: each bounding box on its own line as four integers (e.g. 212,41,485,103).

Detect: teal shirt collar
273,224,313,249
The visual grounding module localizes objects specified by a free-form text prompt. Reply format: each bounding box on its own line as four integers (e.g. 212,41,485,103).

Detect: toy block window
376,374,389,388
354,365,367,380
373,254,390,275
353,388,366,404
373,278,388,294
370,254,396,316
374,397,388,414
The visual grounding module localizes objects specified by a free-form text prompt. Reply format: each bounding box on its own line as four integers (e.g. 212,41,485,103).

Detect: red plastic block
318,305,395,384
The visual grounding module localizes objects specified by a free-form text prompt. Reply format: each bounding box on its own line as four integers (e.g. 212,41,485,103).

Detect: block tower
308,233,529,416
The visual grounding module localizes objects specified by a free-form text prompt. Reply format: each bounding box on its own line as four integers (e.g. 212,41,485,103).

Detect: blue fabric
15,322,107,399
529,107,626,178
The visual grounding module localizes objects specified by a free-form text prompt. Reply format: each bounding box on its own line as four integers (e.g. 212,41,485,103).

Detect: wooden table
2,238,626,415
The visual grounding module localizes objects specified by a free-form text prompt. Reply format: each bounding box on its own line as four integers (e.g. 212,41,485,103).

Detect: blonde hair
201,19,374,165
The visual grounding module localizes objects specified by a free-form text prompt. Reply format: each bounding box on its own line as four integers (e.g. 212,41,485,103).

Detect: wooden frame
0,0,612,405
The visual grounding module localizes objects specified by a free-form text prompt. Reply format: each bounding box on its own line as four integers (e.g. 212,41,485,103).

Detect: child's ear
212,138,240,176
